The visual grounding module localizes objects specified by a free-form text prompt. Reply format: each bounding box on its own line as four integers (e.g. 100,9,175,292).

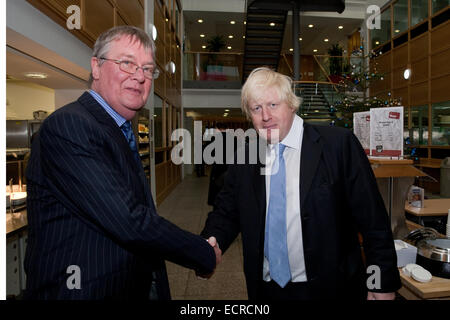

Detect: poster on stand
370,106,404,158
353,111,371,155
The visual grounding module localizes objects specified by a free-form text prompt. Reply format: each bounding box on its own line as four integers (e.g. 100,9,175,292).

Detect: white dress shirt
263,114,307,282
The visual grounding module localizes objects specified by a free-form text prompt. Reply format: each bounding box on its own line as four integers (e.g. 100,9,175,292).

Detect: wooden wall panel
411,58,428,84
431,22,450,54
410,82,428,106
393,87,409,106
114,10,126,26
410,34,428,62
393,44,408,68
431,47,450,79
431,74,450,103
373,53,391,73
393,67,408,89
155,164,166,195
83,0,114,41
115,0,144,28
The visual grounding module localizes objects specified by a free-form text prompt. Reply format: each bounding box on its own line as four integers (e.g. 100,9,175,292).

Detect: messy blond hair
241,67,301,119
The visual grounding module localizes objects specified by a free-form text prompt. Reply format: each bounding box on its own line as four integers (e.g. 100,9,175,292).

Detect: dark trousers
259,280,311,300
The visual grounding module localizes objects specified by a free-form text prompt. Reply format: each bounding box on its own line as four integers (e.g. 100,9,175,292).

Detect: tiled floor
157,174,248,300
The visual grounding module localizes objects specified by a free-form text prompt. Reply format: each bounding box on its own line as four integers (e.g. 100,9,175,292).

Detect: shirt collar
88,89,127,128
280,114,303,151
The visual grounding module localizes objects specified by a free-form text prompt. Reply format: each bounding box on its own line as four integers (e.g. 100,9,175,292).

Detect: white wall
6,81,55,120
182,89,241,109
54,89,87,110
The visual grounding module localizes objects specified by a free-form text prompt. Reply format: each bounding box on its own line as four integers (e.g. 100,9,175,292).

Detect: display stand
370,159,428,239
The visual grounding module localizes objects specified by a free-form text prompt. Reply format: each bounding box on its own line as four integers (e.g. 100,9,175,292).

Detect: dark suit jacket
201,123,401,300
24,92,215,300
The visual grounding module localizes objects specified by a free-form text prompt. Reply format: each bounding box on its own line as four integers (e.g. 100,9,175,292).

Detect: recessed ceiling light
308,24,314,28
225,109,230,112
228,35,234,38
299,37,302,41
227,46,232,50
270,22,275,26
338,25,344,29
395,29,400,33
202,45,206,49
324,38,329,42
289,48,293,52
243,35,245,39
244,21,246,25
230,21,235,24
313,49,318,52
24,72,48,79
223,113,228,117
375,41,380,45
198,19,203,23
200,34,205,38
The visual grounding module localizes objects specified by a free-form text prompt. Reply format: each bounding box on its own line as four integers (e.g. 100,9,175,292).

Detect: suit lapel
78,92,146,189
300,124,323,210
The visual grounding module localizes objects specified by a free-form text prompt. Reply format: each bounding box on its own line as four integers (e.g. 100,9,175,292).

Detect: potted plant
203,35,226,80
327,43,344,83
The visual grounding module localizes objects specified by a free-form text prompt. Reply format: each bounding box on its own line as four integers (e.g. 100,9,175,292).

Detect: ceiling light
299,37,302,41
225,109,230,112
200,34,205,38
223,113,228,117
395,29,400,33
198,19,203,23
289,48,293,52
313,49,318,53
243,36,245,39
324,38,329,42
227,46,232,50
270,22,275,26
308,24,314,28
375,41,380,45
228,35,234,38
230,21,235,24
24,72,48,79
202,45,206,49
244,21,246,25
338,25,344,29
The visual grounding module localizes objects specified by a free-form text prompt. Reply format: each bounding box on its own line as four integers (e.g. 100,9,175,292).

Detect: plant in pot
202,35,226,80
327,43,344,83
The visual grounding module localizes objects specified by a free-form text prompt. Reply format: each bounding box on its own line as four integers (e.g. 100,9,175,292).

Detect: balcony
183,51,243,89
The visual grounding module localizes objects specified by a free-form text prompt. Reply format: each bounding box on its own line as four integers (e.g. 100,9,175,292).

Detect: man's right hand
196,236,222,279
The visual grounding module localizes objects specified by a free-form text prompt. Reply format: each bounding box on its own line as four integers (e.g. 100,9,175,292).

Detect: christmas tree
330,46,402,129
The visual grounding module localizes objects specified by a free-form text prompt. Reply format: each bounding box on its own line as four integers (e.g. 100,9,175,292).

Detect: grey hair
88,25,156,87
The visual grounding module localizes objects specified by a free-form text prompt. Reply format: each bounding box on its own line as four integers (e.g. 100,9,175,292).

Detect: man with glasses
24,26,220,300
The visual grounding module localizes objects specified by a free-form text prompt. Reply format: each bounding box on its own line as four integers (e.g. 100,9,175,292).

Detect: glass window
410,105,429,145
431,100,450,146
393,0,409,36
154,94,163,148
371,7,391,48
432,0,450,14
411,0,429,26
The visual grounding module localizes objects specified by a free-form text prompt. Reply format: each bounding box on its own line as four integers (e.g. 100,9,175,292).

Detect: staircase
243,0,289,81
297,83,338,125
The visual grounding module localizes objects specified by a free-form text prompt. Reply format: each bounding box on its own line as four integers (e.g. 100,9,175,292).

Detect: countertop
6,209,28,236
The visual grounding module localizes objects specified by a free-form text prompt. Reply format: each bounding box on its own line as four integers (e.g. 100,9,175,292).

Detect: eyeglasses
99,57,160,79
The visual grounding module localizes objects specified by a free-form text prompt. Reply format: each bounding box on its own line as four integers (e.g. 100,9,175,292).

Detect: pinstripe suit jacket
24,92,215,300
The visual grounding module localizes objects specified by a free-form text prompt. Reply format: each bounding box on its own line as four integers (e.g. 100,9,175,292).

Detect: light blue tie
264,143,291,288
121,121,141,165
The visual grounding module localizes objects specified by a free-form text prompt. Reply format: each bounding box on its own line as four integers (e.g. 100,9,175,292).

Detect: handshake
196,236,222,279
